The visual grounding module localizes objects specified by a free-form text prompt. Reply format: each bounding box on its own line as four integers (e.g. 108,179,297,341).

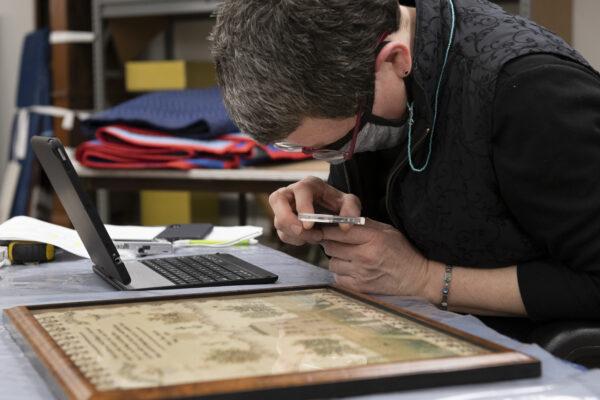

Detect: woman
211,0,600,339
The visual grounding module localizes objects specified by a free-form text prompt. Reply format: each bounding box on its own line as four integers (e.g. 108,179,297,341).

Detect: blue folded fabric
81,87,238,139
16,29,52,108
10,28,53,218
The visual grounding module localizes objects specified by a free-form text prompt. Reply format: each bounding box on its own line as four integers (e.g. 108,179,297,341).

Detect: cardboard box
126,61,219,224
125,60,217,92
140,191,219,226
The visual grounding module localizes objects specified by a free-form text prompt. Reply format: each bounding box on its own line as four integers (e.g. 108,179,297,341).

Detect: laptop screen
31,136,131,284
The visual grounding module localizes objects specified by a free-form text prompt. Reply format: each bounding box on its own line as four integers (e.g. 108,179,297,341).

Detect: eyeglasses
273,30,391,162
273,97,366,162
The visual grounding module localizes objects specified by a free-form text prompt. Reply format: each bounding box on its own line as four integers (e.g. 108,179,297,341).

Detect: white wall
0,0,35,186
573,0,600,71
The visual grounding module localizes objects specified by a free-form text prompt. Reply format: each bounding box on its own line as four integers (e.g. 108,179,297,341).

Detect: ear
375,41,412,78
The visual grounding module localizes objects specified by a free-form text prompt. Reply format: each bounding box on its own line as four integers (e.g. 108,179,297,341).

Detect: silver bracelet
440,264,453,311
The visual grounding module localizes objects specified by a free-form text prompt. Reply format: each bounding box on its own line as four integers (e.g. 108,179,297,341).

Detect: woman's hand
320,218,435,297
268,176,361,246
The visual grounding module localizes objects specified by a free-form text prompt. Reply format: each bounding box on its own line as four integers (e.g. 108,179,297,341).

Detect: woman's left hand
320,218,434,297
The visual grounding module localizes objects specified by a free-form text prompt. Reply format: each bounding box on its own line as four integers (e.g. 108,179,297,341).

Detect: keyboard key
142,254,260,285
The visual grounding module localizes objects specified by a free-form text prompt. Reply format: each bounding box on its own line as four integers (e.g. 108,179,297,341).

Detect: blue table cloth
1,245,599,399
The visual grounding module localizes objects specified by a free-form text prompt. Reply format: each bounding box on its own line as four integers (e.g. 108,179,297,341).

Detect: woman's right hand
268,176,362,246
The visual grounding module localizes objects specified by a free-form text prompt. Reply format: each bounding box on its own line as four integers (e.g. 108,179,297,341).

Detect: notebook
31,136,278,290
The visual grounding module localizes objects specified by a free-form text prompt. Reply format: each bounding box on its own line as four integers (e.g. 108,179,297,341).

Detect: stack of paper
173,226,263,247
0,216,262,259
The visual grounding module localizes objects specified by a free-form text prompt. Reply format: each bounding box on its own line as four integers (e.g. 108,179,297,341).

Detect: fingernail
291,224,303,235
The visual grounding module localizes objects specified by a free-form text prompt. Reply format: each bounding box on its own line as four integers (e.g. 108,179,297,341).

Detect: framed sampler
4,285,540,400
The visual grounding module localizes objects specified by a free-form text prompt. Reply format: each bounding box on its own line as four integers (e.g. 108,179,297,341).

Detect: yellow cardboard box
141,191,220,226
131,60,220,225
125,60,217,92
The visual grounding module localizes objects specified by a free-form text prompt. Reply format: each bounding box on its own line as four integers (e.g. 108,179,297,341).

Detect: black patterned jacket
329,0,600,322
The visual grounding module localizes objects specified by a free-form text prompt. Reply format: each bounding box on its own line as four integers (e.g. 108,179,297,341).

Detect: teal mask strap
408,0,456,172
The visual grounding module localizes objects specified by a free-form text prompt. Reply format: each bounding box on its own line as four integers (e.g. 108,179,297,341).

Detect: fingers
269,186,300,228
333,273,362,292
269,179,327,245
330,259,385,294
269,177,323,230
269,177,345,242
293,176,355,230
321,239,352,261
321,227,391,294
292,179,319,230
268,176,368,247
330,256,362,291
323,241,380,279
320,218,383,245
276,229,308,246
337,193,362,231
269,188,304,244
273,215,323,245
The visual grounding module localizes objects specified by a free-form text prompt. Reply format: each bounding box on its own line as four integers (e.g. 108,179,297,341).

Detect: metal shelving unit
90,0,221,221
92,0,532,112
92,0,220,111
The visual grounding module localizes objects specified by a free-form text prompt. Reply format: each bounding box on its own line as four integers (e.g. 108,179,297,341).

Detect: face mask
326,112,408,165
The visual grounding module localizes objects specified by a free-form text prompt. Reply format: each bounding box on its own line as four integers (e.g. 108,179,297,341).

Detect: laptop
31,136,278,290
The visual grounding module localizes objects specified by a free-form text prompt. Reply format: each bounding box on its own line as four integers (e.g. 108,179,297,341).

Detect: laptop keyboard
142,254,259,285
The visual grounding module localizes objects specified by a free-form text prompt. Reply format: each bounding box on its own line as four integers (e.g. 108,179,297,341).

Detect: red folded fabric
75,125,310,170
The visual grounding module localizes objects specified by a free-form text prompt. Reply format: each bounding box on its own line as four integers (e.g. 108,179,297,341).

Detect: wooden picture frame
4,285,540,399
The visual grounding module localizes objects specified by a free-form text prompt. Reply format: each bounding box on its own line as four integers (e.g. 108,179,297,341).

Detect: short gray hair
211,0,400,144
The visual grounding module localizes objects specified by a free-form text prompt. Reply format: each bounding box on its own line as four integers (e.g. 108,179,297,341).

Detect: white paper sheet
105,225,165,241
0,216,262,258
174,226,263,247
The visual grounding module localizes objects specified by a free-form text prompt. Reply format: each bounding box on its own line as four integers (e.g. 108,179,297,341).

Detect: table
68,147,330,224
72,155,330,193
1,245,599,399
